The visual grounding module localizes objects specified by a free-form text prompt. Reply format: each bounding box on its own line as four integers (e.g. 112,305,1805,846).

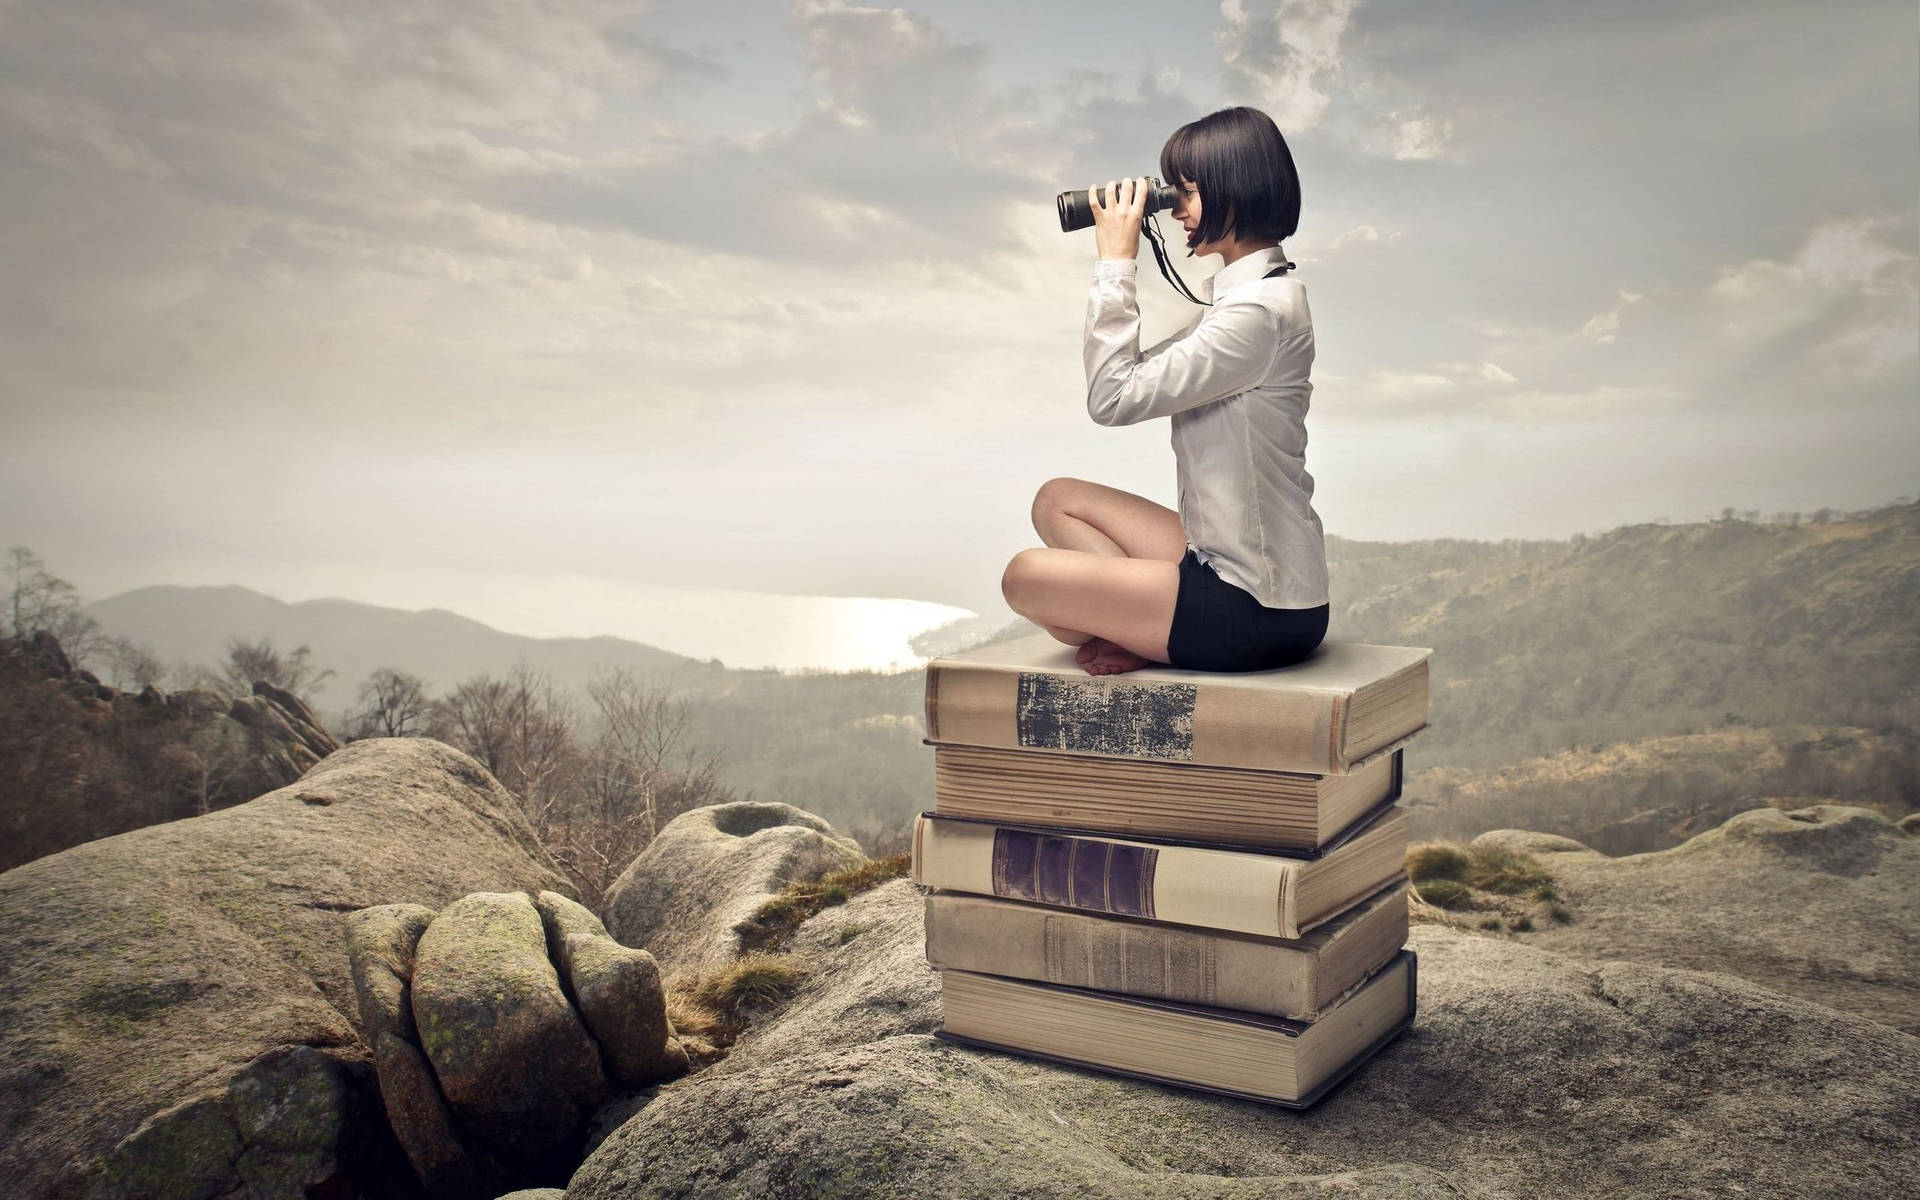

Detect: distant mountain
69,501,1919,856
83,584,718,722
1326,500,1920,770
1402,723,1916,853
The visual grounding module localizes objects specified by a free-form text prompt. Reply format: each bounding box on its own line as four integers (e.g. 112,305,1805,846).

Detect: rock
1475,804,1920,1033
94,1045,391,1200
0,736,575,1199
1468,829,1603,859
348,903,515,1200
0,629,344,871
346,903,437,1044
710,877,940,1076
602,801,867,984
532,890,689,1087
570,915,1920,1200
411,892,609,1174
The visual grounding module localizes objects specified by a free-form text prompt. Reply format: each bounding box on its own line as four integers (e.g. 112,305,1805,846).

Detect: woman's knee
1030,477,1087,529
1000,547,1052,611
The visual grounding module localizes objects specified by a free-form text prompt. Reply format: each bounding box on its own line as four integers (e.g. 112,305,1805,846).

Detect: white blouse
1083,245,1330,609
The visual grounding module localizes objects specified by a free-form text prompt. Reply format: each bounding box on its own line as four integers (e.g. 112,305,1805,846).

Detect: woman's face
1170,176,1219,256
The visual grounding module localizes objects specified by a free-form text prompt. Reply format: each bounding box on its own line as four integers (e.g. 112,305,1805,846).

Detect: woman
1000,106,1330,676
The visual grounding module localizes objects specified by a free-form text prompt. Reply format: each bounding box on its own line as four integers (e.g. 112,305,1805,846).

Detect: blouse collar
1199,244,1291,304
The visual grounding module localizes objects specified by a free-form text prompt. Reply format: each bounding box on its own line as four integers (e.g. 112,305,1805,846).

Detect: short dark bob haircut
1159,106,1301,254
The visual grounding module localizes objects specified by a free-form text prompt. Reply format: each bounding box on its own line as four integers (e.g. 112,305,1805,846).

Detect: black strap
1142,211,1296,304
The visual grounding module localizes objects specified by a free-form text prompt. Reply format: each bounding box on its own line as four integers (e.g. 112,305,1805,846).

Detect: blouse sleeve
1083,258,1279,428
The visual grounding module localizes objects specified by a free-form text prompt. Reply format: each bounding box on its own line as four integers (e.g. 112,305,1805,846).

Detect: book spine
911,815,1297,939
924,661,943,743
990,824,1159,918
924,894,1317,1017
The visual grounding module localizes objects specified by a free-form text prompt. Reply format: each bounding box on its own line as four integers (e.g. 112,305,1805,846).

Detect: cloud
1706,215,1918,378
1388,109,1453,162
1217,0,1359,132
1215,0,1460,161
1578,289,1647,345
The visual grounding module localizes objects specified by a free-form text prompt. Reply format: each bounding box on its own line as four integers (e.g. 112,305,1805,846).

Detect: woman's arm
1084,259,1278,428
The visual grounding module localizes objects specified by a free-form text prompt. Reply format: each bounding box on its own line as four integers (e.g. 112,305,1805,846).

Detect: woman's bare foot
1077,636,1151,675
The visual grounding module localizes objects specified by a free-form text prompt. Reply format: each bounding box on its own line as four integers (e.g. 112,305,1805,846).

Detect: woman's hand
1091,176,1148,261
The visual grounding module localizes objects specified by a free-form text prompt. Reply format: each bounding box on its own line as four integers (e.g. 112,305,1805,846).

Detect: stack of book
910,631,1433,1108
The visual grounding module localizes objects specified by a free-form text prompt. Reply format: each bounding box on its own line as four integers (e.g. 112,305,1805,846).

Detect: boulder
570,916,1920,1200
0,736,575,1199
411,892,610,1173
708,877,940,1076
1473,803,1920,1032
0,630,342,871
347,904,515,1200
533,890,689,1087
601,802,866,984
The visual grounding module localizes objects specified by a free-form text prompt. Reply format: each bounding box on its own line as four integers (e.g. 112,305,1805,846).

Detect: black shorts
1165,549,1329,673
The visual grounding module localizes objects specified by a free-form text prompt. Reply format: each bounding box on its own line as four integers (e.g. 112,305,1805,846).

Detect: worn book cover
924,878,1409,1020
933,950,1418,1109
923,631,1431,775
932,742,1404,852
911,804,1408,940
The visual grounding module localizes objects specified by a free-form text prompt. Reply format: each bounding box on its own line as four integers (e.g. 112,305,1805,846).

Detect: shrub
1414,878,1473,910
1406,842,1471,883
692,951,810,1014
1465,844,1551,894
1509,914,1535,932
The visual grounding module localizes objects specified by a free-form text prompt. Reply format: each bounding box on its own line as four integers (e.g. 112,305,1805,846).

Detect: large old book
934,949,1417,1108
932,742,1403,852
923,631,1432,775
910,805,1408,940
924,879,1409,1021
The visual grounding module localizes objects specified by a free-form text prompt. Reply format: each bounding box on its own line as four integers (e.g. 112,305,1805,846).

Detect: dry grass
659,853,912,1078
1406,843,1472,884
1406,839,1570,933
664,951,813,1071
740,852,911,953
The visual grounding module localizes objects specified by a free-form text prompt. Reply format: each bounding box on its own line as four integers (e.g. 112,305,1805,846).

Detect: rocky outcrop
0,629,341,870
706,877,939,1076
601,802,867,984
0,736,575,1200
535,891,688,1087
1473,803,1920,1033
344,890,688,1198
569,885,1920,1200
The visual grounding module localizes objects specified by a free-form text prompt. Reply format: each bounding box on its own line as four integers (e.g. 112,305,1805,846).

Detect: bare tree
558,666,735,908
6,546,107,665
586,667,714,845
99,635,165,690
435,675,515,777
343,667,433,739
500,660,577,834
220,636,336,705
434,659,578,837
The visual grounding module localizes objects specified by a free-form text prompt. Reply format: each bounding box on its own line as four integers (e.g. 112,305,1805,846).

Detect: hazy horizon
46,491,1910,674
5,1,1915,656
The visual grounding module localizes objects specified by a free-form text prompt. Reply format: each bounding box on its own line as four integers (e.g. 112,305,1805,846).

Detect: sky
2,0,1916,669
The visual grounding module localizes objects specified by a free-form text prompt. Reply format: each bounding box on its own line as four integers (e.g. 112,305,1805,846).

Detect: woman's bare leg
1031,477,1188,562
1005,478,1188,674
